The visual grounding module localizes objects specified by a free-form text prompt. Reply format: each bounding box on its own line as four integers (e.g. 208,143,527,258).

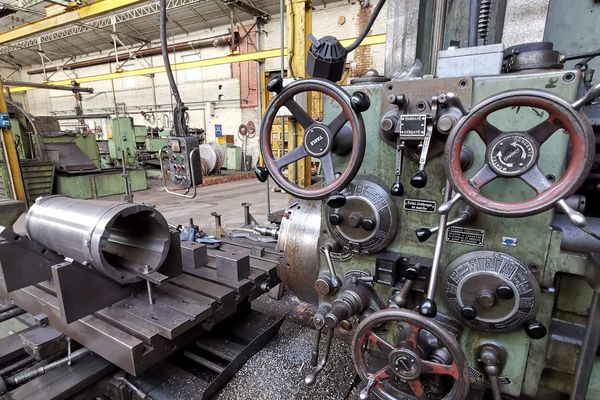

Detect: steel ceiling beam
0,0,148,44
0,0,207,56
222,0,269,23
8,33,386,92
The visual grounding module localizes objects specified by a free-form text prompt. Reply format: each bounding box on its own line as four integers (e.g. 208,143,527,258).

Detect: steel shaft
25,196,171,284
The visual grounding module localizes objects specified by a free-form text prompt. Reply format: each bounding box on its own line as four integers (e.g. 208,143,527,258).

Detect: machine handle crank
415,204,476,242
419,182,453,317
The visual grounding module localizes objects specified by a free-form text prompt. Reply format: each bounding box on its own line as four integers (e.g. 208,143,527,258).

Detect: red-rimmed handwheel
444,89,595,217
352,309,470,400
259,76,367,200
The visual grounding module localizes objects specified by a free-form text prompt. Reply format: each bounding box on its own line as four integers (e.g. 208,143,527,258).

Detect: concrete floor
14,178,290,234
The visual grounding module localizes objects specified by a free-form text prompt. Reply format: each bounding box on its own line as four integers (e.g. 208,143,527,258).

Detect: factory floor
10,177,358,399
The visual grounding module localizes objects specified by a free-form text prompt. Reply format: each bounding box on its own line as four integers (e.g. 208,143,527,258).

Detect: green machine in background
3,106,147,200
102,117,169,179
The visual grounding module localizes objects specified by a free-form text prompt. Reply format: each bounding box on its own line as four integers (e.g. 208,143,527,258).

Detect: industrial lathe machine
254,41,600,399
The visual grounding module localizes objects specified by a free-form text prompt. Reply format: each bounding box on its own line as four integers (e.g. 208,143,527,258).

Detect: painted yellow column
0,84,26,202
286,0,313,187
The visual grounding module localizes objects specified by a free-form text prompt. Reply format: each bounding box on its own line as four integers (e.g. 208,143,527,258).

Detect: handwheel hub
389,348,422,380
304,125,332,157
486,132,539,177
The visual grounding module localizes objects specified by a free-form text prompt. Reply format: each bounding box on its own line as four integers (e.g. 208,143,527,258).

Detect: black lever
254,165,269,182
391,139,405,196
327,192,347,208
415,204,476,242
267,74,283,94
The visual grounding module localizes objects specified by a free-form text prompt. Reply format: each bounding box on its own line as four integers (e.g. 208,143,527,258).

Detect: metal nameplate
404,199,437,213
446,226,485,246
399,114,427,137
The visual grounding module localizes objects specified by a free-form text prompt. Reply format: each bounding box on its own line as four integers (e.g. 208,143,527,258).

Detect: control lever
305,305,333,385
556,199,587,228
305,283,372,385
321,243,342,291
478,345,504,400
392,265,420,307
438,92,469,116
419,181,453,317
410,124,433,188
415,204,476,242
391,138,405,196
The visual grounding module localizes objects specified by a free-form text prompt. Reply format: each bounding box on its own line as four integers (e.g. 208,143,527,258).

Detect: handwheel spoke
528,117,561,144
371,366,391,382
320,153,336,184
520,165,552,194
407,379,426,398
469,164,498,190
275,146,308,169
474,120,502,145
328,111,348,137
422,360,460,380
284,99,315,129
368,332,397,357
405,324,421,350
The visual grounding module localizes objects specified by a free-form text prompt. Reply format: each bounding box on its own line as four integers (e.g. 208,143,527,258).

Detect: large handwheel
259,76,368,200
352,309,470,400
444,89,595,217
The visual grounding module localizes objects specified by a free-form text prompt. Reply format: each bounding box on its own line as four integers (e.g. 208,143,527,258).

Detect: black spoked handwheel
259,76,368,200
352,309,470,400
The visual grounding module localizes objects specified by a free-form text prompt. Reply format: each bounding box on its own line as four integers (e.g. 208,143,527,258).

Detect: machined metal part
276,200,322,303
444,251,541,331
553,214,600,254
25,196,171,284
351,308,470,400
326,180,399,255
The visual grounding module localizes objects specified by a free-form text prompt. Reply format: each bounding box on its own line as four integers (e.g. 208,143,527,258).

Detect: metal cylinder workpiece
25,196,171,284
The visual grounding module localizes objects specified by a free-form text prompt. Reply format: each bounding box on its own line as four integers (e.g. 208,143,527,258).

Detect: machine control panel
167,136,202,186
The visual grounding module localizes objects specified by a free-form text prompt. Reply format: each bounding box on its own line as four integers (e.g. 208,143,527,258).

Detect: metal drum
25,196,171,284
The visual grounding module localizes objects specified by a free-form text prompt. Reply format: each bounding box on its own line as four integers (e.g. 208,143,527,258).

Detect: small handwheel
352,309,469,400
260,76,367,200
444,89,595,217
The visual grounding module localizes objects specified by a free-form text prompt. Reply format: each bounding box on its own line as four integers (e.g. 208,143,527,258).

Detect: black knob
404,267,419,281
391,182,404,197
496,285,515,300
524,320,547,339
351,91,370,112
327,192,347,208
267,75,283,94
460,305,477,320
254,165,269,182
415,227,432,242
329,213,343,225
361,219,376,231
410,170,428,188
419,298,437,317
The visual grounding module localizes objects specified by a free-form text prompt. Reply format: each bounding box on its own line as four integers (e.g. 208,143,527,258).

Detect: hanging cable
159,0,188,136
344,0,386,53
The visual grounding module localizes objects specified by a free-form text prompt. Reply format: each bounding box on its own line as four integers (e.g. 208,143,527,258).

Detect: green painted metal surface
55,168,147,199
319,70,595,398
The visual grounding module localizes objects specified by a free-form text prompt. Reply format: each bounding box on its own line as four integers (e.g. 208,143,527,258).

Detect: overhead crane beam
8,34,387,92
0,0,147,45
